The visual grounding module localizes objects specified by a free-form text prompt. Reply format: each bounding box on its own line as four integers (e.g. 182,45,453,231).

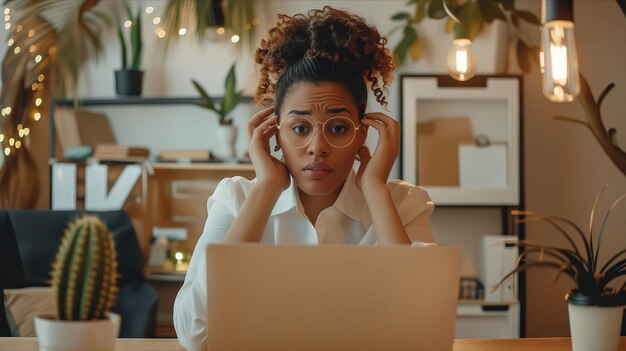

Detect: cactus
50,215,118,320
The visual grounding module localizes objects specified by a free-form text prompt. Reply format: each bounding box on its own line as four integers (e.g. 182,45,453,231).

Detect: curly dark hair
254,6,394,117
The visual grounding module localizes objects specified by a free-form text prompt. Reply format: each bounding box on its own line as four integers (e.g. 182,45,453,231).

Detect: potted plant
34,215,120,351
116,2,143,96
495,187,626,351
191,63,243,159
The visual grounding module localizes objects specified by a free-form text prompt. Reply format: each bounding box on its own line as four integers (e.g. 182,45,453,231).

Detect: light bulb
541,20,579,102
541,0,579,103
447,39,476,82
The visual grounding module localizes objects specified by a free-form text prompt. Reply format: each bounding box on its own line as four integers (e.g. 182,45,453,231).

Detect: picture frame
400,75,521,206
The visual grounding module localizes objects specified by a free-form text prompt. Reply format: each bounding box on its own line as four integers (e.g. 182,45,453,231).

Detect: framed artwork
400,75,521,206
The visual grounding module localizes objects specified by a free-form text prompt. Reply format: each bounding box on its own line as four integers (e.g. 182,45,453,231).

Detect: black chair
0,210,158,338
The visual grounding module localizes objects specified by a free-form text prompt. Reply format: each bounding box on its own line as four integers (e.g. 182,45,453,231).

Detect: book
158,149,212,162
93,144,150,159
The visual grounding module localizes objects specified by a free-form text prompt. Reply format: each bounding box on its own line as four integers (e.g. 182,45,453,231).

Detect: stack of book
157,149,213,162
93,144,150,160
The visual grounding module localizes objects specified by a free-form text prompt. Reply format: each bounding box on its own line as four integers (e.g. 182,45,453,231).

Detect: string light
29,45,35,52
7,38,13,46
28,29,34,37
216,27,225,35
17,123,22,130
124,20,132,28
13,46,19,54
9,138,14,146
230,35,240,43
35,54,41,63
4,15,9,22
18,129,24,137
37,74,44,82
252,18,260,26
145,6,154,14
4,8,9,15
35,98,42,106
152,17,161,25
31,82,37,90
34,112,41,120
5,23,11,30
5,107,10,115
15,24,21,32
157,29,166,38
0,134,4,142
4,148,10,156
14,140,20,148
48,47,56,55
24,127,29,135
178,28,187,36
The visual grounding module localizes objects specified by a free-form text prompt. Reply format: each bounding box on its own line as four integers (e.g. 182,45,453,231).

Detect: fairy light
15,24,21,32
31,82,37,90
0,134,3,142
29,45,35,52
18,129,24,137
4,148,10,156
9,138,14,146
4,8,9,15
4,15,9,22
17,123,22,130
37,74,44,82
23,127,29,135
157,29,166,38
124,20,132,28
216,27,225,35
14,140,20,148
5,23,11,30
28,29,34,37
252,18,260,26
34,112,41,120
152,17,161,25
7,38,13,46
35,98,42,106
145,6,154,14
48,47,56,55
230,34,240,43
178,28,187,36
13,46,19,54
35,55,41,63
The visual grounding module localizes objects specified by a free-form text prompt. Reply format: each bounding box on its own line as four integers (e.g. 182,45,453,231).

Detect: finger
361,118,390,140
252,115,278,143
248,106,275,139
358,144,372,164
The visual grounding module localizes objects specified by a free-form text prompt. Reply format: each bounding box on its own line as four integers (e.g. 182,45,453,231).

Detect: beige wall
520,0,626,337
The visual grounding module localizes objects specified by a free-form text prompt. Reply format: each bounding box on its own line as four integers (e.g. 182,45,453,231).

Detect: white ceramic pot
568,303,623,351
34,313,121,351
216,124,237,160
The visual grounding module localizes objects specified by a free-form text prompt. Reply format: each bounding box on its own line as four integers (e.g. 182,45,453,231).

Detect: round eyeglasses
277,116,361,149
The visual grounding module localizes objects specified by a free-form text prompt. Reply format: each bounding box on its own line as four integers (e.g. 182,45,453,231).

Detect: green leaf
191,79,216,112
479,0,506,23
391,12,412,21
221,64,238,119
454,1,483,40
409,37,424,61
117,27,127,69
514,10,541,25
426,0,447,19
130,8,142,70
414,0,426,22
393,24,418,64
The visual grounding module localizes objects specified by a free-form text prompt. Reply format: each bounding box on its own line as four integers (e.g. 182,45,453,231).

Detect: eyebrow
286,108,352,116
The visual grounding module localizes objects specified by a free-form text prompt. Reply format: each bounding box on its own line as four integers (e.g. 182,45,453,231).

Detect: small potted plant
34,215,120,351
191,63,243,159
115,2,143,96
495,187,626,351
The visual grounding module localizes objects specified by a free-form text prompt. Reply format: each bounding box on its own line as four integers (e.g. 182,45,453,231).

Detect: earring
274,145,281,152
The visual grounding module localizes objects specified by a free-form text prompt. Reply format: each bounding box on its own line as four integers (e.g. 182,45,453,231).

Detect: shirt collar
270,169,366,221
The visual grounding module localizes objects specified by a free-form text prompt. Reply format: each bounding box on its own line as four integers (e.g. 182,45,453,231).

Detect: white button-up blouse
173,170,435,351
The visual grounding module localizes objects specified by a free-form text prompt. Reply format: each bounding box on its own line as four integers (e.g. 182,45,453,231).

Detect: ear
359,123,369,143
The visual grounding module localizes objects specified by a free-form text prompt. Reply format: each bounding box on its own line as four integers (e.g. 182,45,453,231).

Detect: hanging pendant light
541,0,580,102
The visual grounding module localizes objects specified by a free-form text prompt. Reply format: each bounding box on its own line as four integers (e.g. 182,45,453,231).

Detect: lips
303,162,333,172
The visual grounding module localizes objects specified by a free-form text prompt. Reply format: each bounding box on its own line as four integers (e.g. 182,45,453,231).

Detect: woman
174,7,435,350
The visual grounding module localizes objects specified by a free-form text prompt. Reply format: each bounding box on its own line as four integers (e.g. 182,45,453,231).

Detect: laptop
206,244,461,351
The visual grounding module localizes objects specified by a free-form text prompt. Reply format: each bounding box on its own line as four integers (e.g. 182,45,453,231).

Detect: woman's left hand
355,112,400,192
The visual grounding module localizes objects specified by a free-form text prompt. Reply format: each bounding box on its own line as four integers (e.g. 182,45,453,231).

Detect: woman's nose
306,127,330,156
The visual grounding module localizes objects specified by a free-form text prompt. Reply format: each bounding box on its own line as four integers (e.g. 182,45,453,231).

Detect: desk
1,337,625,350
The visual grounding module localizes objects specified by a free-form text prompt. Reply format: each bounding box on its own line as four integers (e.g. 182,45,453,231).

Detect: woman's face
277,81,367,197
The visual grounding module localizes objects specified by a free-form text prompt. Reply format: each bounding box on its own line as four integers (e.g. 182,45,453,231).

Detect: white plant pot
34,313,121,351
568,303,623,351
216,124,237,160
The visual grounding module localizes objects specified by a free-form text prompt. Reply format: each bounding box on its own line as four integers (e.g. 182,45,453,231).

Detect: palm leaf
601,248,626,274
588,185,607,268
594,193,626,269
191,79,216,112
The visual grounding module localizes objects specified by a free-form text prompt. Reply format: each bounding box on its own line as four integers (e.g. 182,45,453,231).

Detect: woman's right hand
247,106,290,192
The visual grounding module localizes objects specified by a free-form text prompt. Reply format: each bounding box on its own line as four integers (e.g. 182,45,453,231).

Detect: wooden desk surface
1,337,625,350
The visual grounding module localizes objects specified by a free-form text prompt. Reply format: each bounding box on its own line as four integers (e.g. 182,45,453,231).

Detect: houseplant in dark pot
34,215,120,351
192,63,242,160
495,187,626,351
116,2,143,96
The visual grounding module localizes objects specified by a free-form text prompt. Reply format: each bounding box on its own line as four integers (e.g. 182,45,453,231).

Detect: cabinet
400,75,525,338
